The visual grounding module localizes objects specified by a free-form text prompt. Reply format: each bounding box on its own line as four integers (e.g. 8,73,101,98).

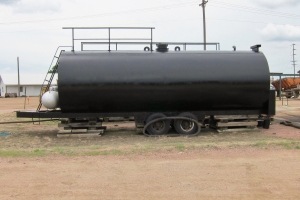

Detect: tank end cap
251,44,261,53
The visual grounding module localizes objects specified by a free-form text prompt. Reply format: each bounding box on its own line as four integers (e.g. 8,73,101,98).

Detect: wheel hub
180,120,194,132
152,121,165,131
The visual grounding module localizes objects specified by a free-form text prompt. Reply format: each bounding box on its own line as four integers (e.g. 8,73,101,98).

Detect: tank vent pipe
251,44,261,53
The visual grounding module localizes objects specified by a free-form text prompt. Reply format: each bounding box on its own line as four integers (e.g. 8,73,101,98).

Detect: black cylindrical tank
57,51,270,113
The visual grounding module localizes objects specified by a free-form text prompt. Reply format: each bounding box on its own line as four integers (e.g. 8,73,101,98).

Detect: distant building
0,74,57,97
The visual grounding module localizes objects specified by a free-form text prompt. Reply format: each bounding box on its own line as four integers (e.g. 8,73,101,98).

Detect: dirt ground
1,97,300,199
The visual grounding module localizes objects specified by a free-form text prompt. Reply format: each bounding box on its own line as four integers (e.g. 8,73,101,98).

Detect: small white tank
41,86,59,109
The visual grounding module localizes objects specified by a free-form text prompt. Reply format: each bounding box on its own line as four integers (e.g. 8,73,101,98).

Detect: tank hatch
156,43,169,52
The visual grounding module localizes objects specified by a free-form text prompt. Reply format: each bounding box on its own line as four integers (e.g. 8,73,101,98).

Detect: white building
0,74,58,97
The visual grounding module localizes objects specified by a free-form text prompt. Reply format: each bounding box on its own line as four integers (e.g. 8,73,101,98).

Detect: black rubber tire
144,46,150,51
146,113,170,135
175,46,180,51
174,112,199,135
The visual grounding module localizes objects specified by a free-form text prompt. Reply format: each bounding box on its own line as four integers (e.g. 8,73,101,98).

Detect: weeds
252,141,268,147
174,143,185,152
248,140,300,150
0,148,47,157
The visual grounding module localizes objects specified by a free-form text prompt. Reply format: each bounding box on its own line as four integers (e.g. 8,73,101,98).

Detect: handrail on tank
63,27,220,51
80,41,220,51
63,27,155,52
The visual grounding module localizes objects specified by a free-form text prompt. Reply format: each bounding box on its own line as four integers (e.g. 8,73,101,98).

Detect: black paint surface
58,51,270,113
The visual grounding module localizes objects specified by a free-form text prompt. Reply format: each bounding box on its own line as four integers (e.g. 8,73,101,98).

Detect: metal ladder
36,46,71,111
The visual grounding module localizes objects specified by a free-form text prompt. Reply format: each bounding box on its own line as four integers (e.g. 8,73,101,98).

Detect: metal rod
279,75,282,100
74,38,152,41
81,41,220,45
17,57,20,97
0,119,59,125
108,28,110,51
24,87,26,109
63,27,155,29
202,1,206,50
151,28,153,51
72,28,74,51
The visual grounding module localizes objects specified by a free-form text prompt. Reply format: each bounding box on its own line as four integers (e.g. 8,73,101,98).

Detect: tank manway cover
156,43,168,52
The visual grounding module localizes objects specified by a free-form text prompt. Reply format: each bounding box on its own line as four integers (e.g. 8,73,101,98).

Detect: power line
0,1,199,25
209,0,300,19
1,16,300,34
0,0,300,26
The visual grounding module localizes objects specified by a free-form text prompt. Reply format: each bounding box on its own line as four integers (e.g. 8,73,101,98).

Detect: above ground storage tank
57,50,270,113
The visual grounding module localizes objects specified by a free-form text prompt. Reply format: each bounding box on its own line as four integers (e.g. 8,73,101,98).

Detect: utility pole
292,44,297,77
17,57,20,97
199,0,208,50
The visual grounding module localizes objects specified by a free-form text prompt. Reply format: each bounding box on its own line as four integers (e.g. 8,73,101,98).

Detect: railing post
72,28,74,52
108,28,111,52
150,28,153,51
279,75,282,100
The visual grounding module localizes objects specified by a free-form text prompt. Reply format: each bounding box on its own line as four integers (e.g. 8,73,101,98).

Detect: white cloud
12,0,61,14
3,67,12,72
252,0,300,8
0,0,20,5
260,24,300,41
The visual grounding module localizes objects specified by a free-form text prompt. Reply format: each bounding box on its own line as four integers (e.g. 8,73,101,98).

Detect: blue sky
0,0,299,75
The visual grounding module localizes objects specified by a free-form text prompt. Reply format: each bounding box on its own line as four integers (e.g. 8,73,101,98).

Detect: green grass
248,140,300,150
252,141,268,147
51,146,77,156
1,126,300,157
84,149,124,156
1,139,300,158
0,149,47,157
275,141,292,149
174,143,185,151
84,151,101,156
